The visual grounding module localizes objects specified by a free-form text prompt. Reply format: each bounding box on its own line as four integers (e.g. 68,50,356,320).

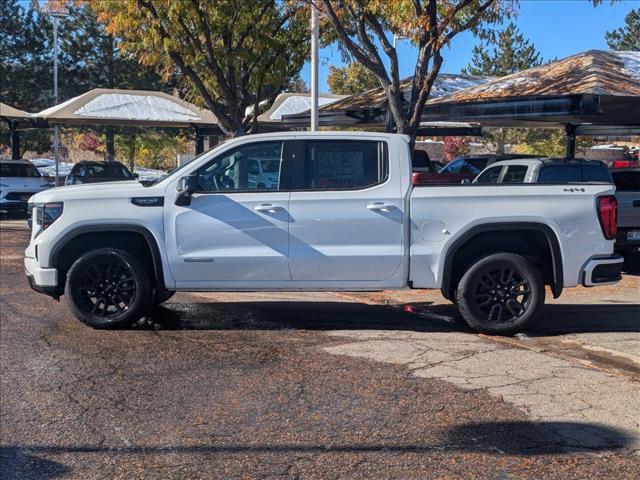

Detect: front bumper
0,200,29,213
24,256,60,298
581,254,624,287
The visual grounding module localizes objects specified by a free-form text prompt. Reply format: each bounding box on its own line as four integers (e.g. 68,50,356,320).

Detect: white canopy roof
31,88,219,127
0,102,31,119
258,93,347,123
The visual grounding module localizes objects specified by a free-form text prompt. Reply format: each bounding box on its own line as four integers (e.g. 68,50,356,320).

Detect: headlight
32,202,64,236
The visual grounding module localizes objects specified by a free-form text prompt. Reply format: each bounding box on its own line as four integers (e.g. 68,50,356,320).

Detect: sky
301,0,638,92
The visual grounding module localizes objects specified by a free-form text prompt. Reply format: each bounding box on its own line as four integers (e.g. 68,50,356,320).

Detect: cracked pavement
1,225,639,479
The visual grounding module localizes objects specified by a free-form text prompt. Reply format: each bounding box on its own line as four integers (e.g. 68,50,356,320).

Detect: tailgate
615,191,640,229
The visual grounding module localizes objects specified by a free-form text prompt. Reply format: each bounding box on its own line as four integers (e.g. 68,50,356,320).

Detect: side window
475,166,503,184
196,141,284,192
300,140,387,190
502,165,528,183
441,159,464,173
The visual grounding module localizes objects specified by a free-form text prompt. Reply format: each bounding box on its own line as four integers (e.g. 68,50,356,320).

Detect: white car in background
0,160,51,216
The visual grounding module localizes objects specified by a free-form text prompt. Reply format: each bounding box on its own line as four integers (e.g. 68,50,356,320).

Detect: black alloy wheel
65,248,152,329
456,253,545,335
78,256,137,317
470,266,531,324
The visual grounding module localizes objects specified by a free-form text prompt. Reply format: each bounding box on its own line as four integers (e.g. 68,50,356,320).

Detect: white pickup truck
25,132,623,334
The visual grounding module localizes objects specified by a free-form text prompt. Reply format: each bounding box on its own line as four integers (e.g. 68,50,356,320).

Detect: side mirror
461,178,472,184
175,175,198,206
133,173,139,179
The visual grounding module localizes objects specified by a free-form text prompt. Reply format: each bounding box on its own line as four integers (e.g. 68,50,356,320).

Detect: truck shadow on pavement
1,420,635,479
145,300,639,336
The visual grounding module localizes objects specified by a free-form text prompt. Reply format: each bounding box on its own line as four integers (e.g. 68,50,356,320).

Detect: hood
0,176,50,189
30,180,162,203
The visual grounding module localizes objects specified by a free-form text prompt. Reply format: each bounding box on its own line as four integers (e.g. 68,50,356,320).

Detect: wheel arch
50,224,166,293
440,222,563,300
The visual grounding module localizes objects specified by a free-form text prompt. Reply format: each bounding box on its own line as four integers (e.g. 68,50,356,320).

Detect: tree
92,0,310,136
327,62,380,95
460,22,546,153
0,0,172,158
462,22,542,76
605,8,640,51
314,0,516,147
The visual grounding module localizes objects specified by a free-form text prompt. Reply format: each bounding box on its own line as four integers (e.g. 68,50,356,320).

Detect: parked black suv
65,161,137,185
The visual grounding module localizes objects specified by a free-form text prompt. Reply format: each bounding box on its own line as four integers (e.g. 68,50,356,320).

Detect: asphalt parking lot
1,220,639,479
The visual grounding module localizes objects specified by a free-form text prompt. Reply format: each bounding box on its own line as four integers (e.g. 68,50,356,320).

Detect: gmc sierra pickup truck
25,132,623,334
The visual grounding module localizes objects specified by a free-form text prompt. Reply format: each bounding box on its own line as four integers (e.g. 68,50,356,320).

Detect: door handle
367,202,393,212
254,203,282,213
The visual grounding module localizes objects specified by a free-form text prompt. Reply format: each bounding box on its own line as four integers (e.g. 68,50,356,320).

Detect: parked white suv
0,160,51,216
24,132,623,334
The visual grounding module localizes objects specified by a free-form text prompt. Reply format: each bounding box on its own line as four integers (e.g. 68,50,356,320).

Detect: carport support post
195,127,204,155
10,121,20,160
564,124,577,159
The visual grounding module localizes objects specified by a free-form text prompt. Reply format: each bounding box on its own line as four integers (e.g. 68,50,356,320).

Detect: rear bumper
25,257,60,298
581,254,624,287
615,228,640,256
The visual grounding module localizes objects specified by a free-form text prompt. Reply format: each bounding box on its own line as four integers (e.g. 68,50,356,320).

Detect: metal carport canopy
281,73,490,136
421,50,640,156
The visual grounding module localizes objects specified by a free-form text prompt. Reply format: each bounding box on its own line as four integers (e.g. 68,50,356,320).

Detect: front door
165,140,292,288
288,138,405,283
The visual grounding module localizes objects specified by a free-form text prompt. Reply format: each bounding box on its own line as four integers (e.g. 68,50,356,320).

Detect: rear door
288,138,405,282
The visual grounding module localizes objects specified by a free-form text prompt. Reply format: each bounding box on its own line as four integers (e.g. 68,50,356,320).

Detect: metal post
310,3,319,132
10,123,20,160
195,128,204,155
53,16,61,186
564,124,577,159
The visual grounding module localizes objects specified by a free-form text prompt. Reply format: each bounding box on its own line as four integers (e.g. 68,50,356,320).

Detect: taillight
597,195,617,240
412,172,426,185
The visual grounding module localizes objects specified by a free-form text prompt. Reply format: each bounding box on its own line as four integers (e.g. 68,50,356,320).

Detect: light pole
46,2,69,186
310,2,319,132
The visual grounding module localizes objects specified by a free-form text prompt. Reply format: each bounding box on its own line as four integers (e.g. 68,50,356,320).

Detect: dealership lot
1,223,638,479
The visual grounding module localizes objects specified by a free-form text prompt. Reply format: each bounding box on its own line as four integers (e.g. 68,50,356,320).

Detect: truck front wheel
65,248,153,329
455,253,545,335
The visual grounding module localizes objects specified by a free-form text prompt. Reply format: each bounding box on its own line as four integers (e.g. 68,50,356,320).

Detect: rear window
611,171,640,191
0,163,41,178
538,164,611,184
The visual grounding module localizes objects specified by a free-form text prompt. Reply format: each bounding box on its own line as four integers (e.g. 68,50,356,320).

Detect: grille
5,192,37,201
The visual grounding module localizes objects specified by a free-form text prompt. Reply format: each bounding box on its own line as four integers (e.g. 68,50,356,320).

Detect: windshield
84,163,132,178
0,163,42,178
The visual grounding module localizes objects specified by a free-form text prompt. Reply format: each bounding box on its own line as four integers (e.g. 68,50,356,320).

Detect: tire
455,253,545,335
65,248,153,329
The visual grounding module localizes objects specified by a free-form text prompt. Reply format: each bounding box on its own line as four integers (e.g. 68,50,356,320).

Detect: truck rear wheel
455,253,545,335
65,248,153,329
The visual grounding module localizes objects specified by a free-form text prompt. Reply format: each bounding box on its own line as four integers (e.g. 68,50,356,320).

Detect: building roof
31,88,219,127
0,102,31,120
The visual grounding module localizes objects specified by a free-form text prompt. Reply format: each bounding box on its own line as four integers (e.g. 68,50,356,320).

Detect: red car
413,154,538,185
